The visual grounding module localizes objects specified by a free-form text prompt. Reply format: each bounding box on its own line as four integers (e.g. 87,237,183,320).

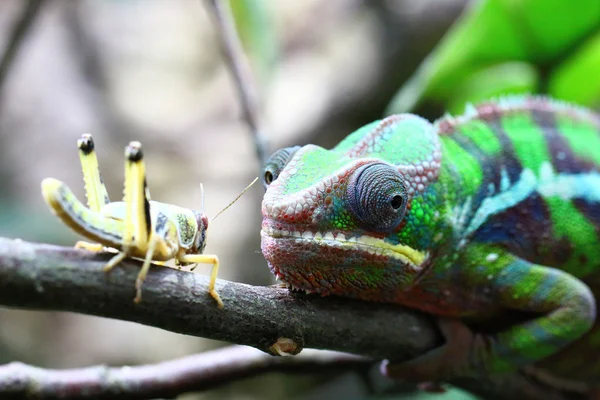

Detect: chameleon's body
260,96,600,388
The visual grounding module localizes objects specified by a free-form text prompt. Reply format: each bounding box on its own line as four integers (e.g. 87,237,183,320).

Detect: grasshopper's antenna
199,183,205,214
211,177,259,222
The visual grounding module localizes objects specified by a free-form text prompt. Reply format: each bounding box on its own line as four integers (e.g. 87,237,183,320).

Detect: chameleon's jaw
260,221,429,299
261,225,426,269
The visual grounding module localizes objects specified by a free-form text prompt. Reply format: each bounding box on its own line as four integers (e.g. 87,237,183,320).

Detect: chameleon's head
260,114,442,303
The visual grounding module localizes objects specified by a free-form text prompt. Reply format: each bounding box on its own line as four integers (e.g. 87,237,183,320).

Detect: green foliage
386,0,600,114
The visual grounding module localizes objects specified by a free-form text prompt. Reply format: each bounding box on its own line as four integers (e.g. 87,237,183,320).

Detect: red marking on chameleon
476,102,503,121
437,117,456,135
394,219,408,234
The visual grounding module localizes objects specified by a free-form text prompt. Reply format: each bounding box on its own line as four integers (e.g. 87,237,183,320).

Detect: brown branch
0,237,439,360
0,0,45,93
204,0,269,166
0,345,372,400
0,237,586,400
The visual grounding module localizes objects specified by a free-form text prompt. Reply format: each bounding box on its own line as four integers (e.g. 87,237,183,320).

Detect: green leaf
386,0,600,114
549,31,600,106
446,62,539,114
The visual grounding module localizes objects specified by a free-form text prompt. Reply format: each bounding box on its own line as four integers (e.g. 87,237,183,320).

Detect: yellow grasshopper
41,134,256,307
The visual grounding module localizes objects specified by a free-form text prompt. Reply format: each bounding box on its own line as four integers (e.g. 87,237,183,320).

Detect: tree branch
0,345,371,400
204,0,269,167
0,237,586,400
0,237,439,360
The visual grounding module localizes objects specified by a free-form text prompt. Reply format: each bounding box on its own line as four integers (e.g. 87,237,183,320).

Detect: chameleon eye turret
262,145,301,188
346,162,408,232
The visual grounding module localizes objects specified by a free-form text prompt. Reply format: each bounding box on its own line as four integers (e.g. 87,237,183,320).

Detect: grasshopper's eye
346,163,408,232
262,146,301,189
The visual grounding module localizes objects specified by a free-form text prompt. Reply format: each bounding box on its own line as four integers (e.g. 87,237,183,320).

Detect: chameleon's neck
432,133,500,246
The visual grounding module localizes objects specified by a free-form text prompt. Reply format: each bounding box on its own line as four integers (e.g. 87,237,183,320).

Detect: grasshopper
41,134,256,307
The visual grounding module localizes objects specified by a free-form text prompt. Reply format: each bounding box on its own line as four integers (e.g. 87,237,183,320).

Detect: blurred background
0,0,599,399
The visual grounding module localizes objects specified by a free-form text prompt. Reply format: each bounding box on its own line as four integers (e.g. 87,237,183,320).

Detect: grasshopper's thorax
153,203,207,253
261,114,448,304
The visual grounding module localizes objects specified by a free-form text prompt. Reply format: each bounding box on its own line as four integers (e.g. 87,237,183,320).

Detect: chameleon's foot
75,241,104,252
381,317,481,382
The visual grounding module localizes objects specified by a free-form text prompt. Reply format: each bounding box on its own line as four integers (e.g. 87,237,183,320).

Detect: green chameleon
260,96,600,393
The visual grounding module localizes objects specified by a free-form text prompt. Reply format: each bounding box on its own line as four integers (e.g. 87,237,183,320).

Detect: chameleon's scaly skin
260,96,600,385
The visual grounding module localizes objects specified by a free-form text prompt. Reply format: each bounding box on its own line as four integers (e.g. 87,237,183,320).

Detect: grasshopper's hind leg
120,141,155,302
123,141,151,252
103,141,152,276
78,134,110,212
179,253,223,308
76,134,111,252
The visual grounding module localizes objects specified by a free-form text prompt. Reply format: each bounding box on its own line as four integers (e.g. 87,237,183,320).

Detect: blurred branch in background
0,0,45,94
0,346,371,400
204,0,269,167
0,237,588,400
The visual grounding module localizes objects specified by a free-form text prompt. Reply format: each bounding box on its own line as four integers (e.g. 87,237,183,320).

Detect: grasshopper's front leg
179,253,223,308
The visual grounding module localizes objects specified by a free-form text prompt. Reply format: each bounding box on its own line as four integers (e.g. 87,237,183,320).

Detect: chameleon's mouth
260,224,427,271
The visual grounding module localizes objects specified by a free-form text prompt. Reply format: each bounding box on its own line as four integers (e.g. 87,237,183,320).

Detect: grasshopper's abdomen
41,178,125,249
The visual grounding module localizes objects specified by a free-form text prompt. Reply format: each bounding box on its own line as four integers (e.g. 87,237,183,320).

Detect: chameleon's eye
346,163,408,232
264,170,274,186
262,146,301,189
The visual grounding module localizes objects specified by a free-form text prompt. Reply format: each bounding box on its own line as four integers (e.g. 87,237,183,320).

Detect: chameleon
260,95,600,393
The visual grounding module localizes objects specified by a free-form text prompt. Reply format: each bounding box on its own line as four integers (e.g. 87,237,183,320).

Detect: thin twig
0,346,372,400
0,237,587,400
204,0,269,166
0,0,45,93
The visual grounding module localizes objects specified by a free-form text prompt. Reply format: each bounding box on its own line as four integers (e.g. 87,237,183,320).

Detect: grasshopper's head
260,115,443,303
192,211,209,254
